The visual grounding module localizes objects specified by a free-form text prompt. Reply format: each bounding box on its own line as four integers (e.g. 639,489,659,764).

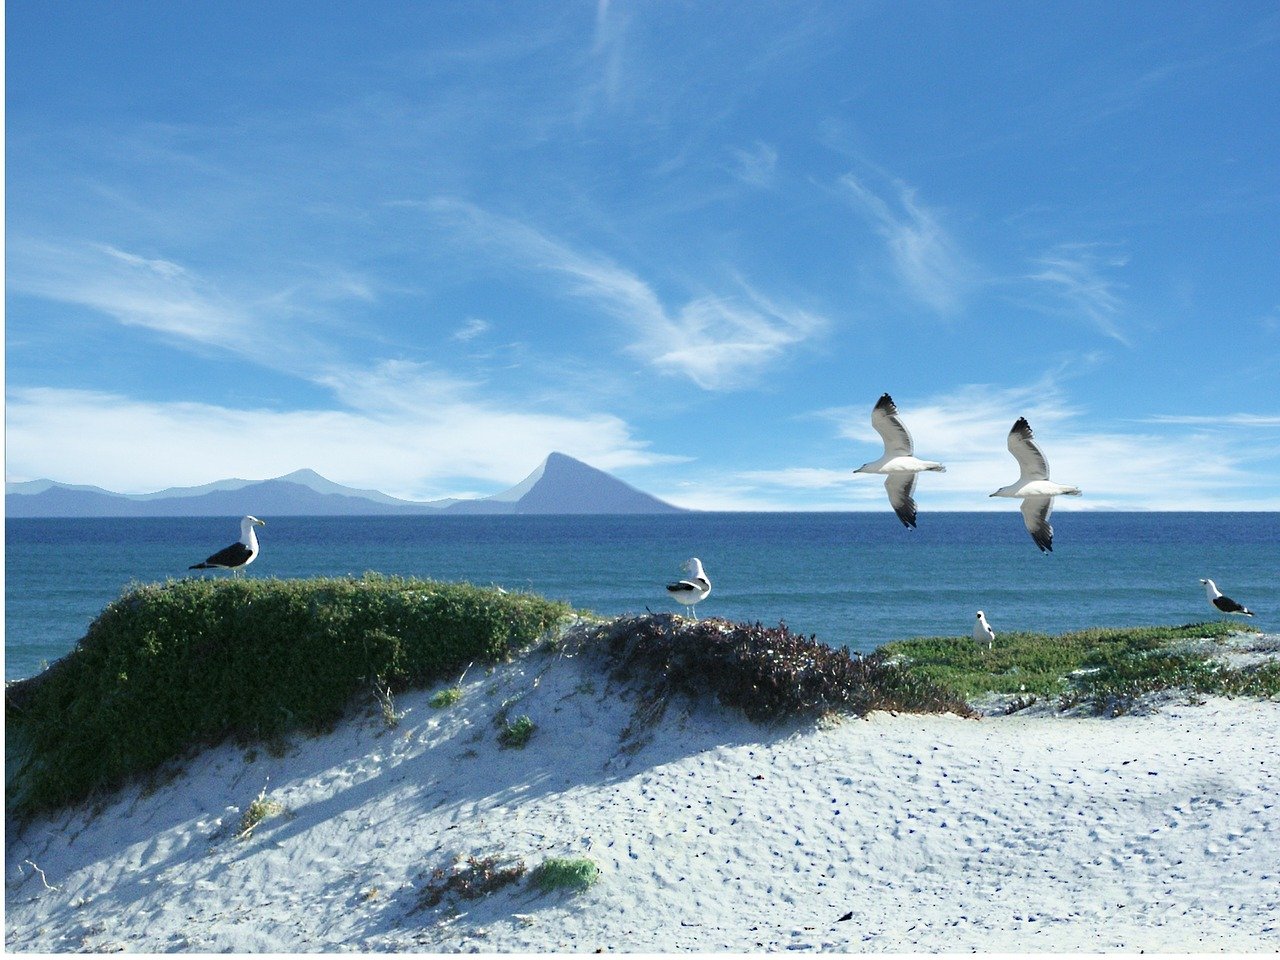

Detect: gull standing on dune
189,515,266,574
974,611,996,650
667,558,711,620
991,418,1081,552
853,393,947,528
1199,578,1255,618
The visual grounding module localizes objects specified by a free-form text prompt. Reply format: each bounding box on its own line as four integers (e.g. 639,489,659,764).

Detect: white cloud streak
839,173,970,315
1025,243,1130,344
5,382,676,499
425,198,827,390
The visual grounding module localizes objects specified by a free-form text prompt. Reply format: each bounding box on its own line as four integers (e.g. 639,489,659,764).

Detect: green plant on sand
530,857,599,893
5,575,571,817
498,714,536,749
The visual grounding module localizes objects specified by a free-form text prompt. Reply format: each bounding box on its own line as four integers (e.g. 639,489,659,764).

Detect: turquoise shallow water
5,512,1277,681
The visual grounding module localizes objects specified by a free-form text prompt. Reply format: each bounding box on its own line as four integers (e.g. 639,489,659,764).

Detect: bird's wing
197,541,254,568
1020,496,1054,552
1007,418,1050,481
884,473,919,528
667,580,700,594
871,394,915,457
1213,595,1249,614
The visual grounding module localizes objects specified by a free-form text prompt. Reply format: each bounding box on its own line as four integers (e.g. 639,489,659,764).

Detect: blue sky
6,1,1279,509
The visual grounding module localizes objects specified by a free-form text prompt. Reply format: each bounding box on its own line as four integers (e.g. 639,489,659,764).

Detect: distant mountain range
5,453,684,517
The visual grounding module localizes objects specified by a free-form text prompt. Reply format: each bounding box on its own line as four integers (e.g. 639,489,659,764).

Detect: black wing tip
875,393,897,412
189,563,209,569
1011,417,1033,435
1030,529,1053,552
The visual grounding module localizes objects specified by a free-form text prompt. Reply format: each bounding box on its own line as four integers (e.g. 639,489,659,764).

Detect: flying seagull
1199,578,1254,618
190,515,266,574
667,557,711,620
853,393,947,528
974,611,995,650
991,418,1081,552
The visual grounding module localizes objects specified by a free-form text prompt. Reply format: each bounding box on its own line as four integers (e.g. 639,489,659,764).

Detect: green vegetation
6,575,570,817
530,857,599,894
883,621,1274,713
498,714,536,749
429,687,462,708
7,573,1273,821
236,785,285,840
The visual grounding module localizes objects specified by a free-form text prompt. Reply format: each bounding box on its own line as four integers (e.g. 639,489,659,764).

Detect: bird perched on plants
852,393,946,528
667,557,711,619
1199,578,1254,618
991,418,1081,552
973,611,996,650
190,515,266,574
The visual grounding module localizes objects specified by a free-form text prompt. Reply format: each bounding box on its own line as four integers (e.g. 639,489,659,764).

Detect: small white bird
853,393,947,528
1199,578,1254,618
190,516,266,574
666,557,711,619
973,611,995,650
991,418,1081,552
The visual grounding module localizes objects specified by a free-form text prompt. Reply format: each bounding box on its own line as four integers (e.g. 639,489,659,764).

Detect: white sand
6,633,1279,953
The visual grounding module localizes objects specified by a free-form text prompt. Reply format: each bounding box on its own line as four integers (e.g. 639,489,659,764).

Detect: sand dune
6,632,1279,952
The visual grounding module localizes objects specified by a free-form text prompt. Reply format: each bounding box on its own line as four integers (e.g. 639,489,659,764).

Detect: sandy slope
6,634,1279,953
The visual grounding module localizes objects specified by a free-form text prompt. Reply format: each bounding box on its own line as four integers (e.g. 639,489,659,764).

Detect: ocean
5,512,1276,682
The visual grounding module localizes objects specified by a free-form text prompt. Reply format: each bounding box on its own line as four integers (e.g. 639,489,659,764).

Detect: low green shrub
882,621,1269,709
6,575,570,816
531,857,599,893
429,687,462,708
498,714,536,749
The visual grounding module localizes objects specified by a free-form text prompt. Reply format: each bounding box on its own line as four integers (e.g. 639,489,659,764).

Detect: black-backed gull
974,610,995,650
990,418,1081,552
1199,578,1254,617
190,515,266,574
852,393,947,528
667,557,711,619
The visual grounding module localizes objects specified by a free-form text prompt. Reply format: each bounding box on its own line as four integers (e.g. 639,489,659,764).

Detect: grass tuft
530,857,599,894
236,784,284,840
6,575,570,817
429,687,462,709
498,714,536,749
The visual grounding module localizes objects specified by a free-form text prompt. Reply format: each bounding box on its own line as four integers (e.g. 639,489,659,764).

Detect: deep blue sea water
5,512,1277,681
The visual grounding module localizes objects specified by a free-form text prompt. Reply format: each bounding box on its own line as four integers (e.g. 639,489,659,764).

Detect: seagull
189,516,266,574
853,393,947,528
974,611,995,650
667,557,711,620
1199,578,1254,618
990,418,1081,552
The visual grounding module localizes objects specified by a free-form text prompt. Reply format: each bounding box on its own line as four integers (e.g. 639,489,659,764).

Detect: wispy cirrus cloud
729,141,778,188
420,197,828,390
6,238,367,374
1025,243,1130,344
838,172,971,315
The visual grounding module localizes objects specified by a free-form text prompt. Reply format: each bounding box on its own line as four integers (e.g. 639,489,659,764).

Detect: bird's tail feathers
189,563,211,569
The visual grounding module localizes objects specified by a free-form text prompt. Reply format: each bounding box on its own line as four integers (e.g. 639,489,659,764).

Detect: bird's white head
976,611,985,620
684,557,705,578
244,515,266,527
1199,578,1212,587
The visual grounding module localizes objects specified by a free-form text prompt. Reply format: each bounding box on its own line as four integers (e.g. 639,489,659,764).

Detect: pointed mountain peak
481,452,682,514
